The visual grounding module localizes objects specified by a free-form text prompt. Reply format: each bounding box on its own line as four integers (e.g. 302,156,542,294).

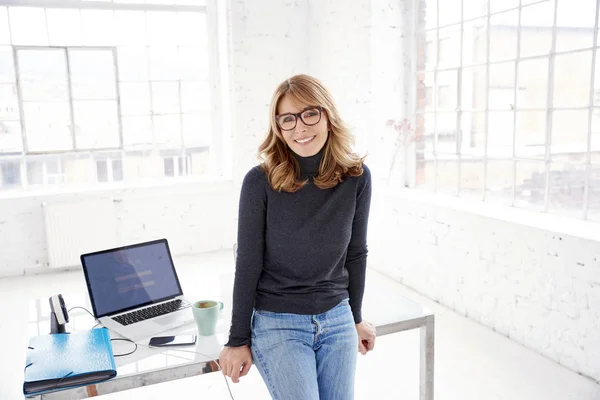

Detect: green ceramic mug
192,300,224,336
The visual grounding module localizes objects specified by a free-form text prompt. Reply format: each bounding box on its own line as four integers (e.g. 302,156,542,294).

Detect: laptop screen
81,239,183,318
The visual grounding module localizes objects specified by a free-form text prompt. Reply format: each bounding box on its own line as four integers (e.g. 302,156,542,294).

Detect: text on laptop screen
84,242,181,317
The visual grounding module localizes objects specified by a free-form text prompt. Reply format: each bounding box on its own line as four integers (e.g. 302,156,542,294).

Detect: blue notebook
24,328,117,396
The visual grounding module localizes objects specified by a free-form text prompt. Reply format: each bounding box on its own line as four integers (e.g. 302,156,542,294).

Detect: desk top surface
9,268,432,399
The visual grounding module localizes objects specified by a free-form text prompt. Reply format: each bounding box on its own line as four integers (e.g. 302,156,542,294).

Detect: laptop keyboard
112,299,190,326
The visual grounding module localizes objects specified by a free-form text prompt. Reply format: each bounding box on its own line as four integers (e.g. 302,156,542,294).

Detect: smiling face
276,93,329,158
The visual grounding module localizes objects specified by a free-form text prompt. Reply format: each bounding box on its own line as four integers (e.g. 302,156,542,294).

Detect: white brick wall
369,192,600,382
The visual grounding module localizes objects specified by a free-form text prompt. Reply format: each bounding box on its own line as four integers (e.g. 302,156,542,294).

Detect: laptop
80,238,195,342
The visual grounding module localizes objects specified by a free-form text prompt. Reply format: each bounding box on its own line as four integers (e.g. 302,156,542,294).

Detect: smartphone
148,335,197,347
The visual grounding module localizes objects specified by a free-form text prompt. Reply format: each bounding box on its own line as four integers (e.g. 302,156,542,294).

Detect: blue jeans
250,298,358,400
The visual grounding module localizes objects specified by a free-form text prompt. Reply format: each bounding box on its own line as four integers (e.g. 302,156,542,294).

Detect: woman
219,74,376,400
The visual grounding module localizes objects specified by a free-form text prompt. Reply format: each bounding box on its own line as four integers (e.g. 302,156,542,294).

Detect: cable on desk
110,338,138,357
67,306,96,318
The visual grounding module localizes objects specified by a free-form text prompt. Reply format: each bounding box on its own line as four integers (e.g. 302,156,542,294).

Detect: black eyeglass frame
275,106,324,131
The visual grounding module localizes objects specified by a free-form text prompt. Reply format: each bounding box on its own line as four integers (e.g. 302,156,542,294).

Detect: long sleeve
346,165,372,324
225,167,267,347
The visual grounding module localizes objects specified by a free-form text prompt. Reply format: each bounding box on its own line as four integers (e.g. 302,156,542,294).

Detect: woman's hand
218,345,253,383
356,320,376,355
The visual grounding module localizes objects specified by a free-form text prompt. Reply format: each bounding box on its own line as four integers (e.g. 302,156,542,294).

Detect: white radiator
42,198,117,268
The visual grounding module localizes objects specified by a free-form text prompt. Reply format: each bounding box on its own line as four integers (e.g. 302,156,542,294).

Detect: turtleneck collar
293,147,324,177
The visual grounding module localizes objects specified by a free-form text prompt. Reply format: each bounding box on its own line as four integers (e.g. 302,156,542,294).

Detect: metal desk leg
419,315,435,400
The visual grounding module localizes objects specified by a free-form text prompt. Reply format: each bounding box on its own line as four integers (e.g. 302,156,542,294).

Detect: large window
0,0,220,193
416,0,600,222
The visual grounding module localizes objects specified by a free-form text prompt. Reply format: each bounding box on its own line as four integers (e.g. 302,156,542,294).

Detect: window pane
588,165,600,221
461,112,486,157
591,113,600,163
423,0,437,30
462,66,486,111
81,10,116,46
486,159,513,205
147,11,178,45
0,160,21,188
151,82,180,114
490,0,519,13
112,159,123,182
554,51,592,109
120,82,151,115
556,0,594,52
462,18,487,66
460,157,484,199
520,1,553,58
436,155,459,195
46,9,82,46
489,10,518,62
515,160,546,211
488,111,514,154
182,112,211,147
181,82,210,113
73,101,120,149
415,155,436,190
96,160,108,182
69,49,117,100
154,114,181,147
23,102,73,152
436,70,457,111
515,111,546,158
551,110,588,154
464,0,488,19
0,121,23,152
122,115,152,147
0,8,10,45
0,84,20,120
115,11,147,46
117,47,149,82
436,112,458,153
548,163,586,218
9,7,48,45
518,58,548,109
149,46,179,81
178,47,209,81
421,32,436,70
26,160,44,185
489,62,514,105
177,12,207,46
437,0,461,27
0,47,15,83
438,26,460,69
18,49,69,102
164,157,174,177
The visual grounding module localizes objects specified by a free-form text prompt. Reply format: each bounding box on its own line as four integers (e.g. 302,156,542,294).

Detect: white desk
13,270,434,400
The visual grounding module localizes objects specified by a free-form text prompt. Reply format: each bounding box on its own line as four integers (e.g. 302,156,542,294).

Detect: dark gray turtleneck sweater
226,150,372,347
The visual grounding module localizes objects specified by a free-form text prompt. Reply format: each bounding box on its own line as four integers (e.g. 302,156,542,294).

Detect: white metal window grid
0,0,226,188
416,0,600,220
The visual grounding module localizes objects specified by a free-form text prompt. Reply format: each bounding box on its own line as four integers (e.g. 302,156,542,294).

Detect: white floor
3,249,599,400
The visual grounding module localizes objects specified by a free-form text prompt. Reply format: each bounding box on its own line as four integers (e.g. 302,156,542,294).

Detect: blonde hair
258,74,365,192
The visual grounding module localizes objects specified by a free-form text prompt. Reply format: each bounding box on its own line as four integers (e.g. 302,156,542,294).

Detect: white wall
369,191,600,383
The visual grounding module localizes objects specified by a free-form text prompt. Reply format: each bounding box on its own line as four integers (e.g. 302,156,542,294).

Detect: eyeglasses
275,106,323,131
